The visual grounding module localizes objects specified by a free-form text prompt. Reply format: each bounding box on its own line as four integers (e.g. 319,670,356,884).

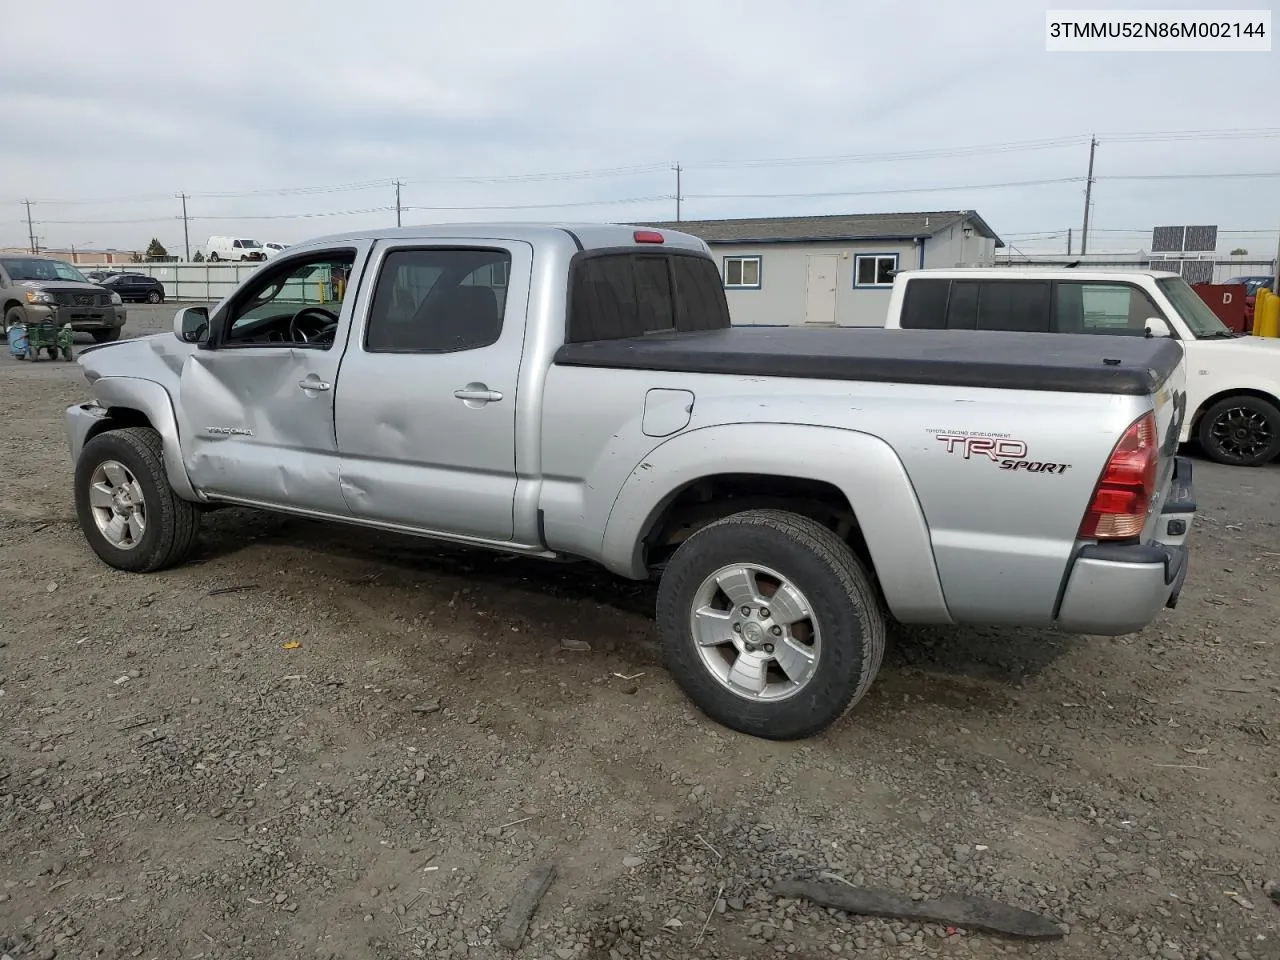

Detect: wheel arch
1190,387,1280,433
83,377,200,502
599,422,951,624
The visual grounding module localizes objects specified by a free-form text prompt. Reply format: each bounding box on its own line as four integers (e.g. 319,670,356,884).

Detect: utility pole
1080,136,1097,255
1067,227,1073,256
178,193,190,261
1272,227,1280,291
673,163,682,222
24,200,36,253
394,180,403,227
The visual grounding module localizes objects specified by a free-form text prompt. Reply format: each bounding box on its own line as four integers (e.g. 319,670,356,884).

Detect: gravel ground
2,305,1279,960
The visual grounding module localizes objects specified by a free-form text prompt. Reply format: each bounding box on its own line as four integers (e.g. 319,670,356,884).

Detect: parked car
204,236,266,262
262,242,290,258
63,224,1195,740
98,272,166,304
884,267,1280,467
1,254,127,343
1224,275,1276,298
1223,274,1275,330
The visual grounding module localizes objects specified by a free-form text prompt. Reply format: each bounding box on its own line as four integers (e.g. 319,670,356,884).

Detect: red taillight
633,230,665,244
1078,412,1158,540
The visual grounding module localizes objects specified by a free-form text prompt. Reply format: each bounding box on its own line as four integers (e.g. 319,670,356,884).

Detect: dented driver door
175,242,372,516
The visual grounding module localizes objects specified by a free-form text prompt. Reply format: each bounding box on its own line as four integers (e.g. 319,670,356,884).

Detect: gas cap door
642,388,695,438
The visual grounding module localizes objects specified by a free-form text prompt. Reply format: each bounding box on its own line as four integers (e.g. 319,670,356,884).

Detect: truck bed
554,327,1183,396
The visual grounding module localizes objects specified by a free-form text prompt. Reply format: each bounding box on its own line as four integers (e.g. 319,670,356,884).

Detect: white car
262,242,290,259
884,268,1280,467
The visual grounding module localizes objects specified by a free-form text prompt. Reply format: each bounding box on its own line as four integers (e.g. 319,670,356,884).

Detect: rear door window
945,281,979,329
974,281,1050,332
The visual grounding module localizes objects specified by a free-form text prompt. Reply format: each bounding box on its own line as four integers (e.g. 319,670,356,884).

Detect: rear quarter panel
539,364,1149,625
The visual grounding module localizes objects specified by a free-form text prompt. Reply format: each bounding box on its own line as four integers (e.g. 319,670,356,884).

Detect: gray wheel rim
689,562,821,702
88,459,147,550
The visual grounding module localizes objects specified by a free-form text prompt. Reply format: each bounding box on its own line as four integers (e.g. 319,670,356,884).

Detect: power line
1098,171,1280,181
402,195,669,212
687,176,1085,201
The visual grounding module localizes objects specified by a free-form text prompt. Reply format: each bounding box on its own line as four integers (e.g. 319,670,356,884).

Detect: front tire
4,305,23,339
1198,395,1280,466
656,509,886,740
74,427,200,573
92,328,122,344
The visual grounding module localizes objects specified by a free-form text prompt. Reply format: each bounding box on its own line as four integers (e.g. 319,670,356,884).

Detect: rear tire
656,508,885,740
1198,395,1280,467
74,427,200,573
146,290,162,304
208,252,220,262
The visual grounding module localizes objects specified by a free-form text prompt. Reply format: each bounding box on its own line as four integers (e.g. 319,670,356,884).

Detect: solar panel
1183,226,1218,252
1182,260,1213,284
1151,226,1185,253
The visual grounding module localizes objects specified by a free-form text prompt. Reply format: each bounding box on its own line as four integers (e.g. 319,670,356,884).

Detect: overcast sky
1,0,1275,257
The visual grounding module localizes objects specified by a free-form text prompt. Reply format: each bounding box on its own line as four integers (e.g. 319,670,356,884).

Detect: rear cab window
568,251,730,343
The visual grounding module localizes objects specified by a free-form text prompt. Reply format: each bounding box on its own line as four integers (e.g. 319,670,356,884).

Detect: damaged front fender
67,376,201,502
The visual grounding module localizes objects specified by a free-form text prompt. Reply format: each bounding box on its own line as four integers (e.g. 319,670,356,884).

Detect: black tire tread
76,427,199,572
656,507,886,739
1197,394,1280,467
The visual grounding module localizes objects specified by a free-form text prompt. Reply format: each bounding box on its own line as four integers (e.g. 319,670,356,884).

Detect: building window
854,253,898,288
723,256,761,289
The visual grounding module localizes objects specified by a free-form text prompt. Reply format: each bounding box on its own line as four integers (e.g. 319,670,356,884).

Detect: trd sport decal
933,433,1072,474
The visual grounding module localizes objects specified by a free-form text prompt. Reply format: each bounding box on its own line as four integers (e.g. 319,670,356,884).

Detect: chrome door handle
453,387,503,403
299,379,331,392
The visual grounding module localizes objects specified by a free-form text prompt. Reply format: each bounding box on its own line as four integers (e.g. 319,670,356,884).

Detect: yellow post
1256,288,1280,338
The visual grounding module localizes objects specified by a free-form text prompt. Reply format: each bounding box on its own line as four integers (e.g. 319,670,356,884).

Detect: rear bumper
1056,456,1196,636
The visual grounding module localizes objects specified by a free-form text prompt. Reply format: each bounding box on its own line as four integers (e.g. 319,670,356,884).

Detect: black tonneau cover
553,327,1183,396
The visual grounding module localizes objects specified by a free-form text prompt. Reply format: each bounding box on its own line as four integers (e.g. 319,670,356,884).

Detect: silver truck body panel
66,222,1194,639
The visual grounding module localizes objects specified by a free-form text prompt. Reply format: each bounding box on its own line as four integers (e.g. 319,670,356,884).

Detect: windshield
1156,277,1234,338
1,257,91,284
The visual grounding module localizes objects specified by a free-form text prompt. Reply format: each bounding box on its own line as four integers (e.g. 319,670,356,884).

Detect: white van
884,267,1280,467
205,236,266,262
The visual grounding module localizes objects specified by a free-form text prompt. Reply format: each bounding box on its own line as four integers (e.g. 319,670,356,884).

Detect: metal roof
642,210,1004,248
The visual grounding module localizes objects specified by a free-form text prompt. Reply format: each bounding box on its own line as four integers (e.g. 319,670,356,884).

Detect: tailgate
1144,344,1191,543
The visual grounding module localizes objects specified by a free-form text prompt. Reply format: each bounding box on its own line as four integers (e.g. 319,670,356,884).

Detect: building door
804,254,839,325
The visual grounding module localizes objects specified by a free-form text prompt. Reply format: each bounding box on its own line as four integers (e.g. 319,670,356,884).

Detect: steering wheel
289,307,339,344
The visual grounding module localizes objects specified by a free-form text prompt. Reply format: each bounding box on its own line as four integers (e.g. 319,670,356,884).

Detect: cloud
0,0,1274,254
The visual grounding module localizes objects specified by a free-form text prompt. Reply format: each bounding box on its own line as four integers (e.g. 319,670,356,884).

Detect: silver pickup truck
63,223,1196,740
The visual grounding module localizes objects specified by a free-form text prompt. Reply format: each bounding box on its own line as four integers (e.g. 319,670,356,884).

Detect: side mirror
1144,317,1173,339
174,305,210,344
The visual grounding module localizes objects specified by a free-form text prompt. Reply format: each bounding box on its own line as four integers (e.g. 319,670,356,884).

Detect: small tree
192,250,205,262
1231,247,1249,256
145,238,169,261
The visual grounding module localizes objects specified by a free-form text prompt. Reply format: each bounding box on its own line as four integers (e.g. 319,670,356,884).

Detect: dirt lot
2,306,1279,960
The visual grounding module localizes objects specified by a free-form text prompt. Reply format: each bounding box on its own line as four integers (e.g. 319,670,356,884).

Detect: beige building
0,246,140,264
645,210,1004,327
